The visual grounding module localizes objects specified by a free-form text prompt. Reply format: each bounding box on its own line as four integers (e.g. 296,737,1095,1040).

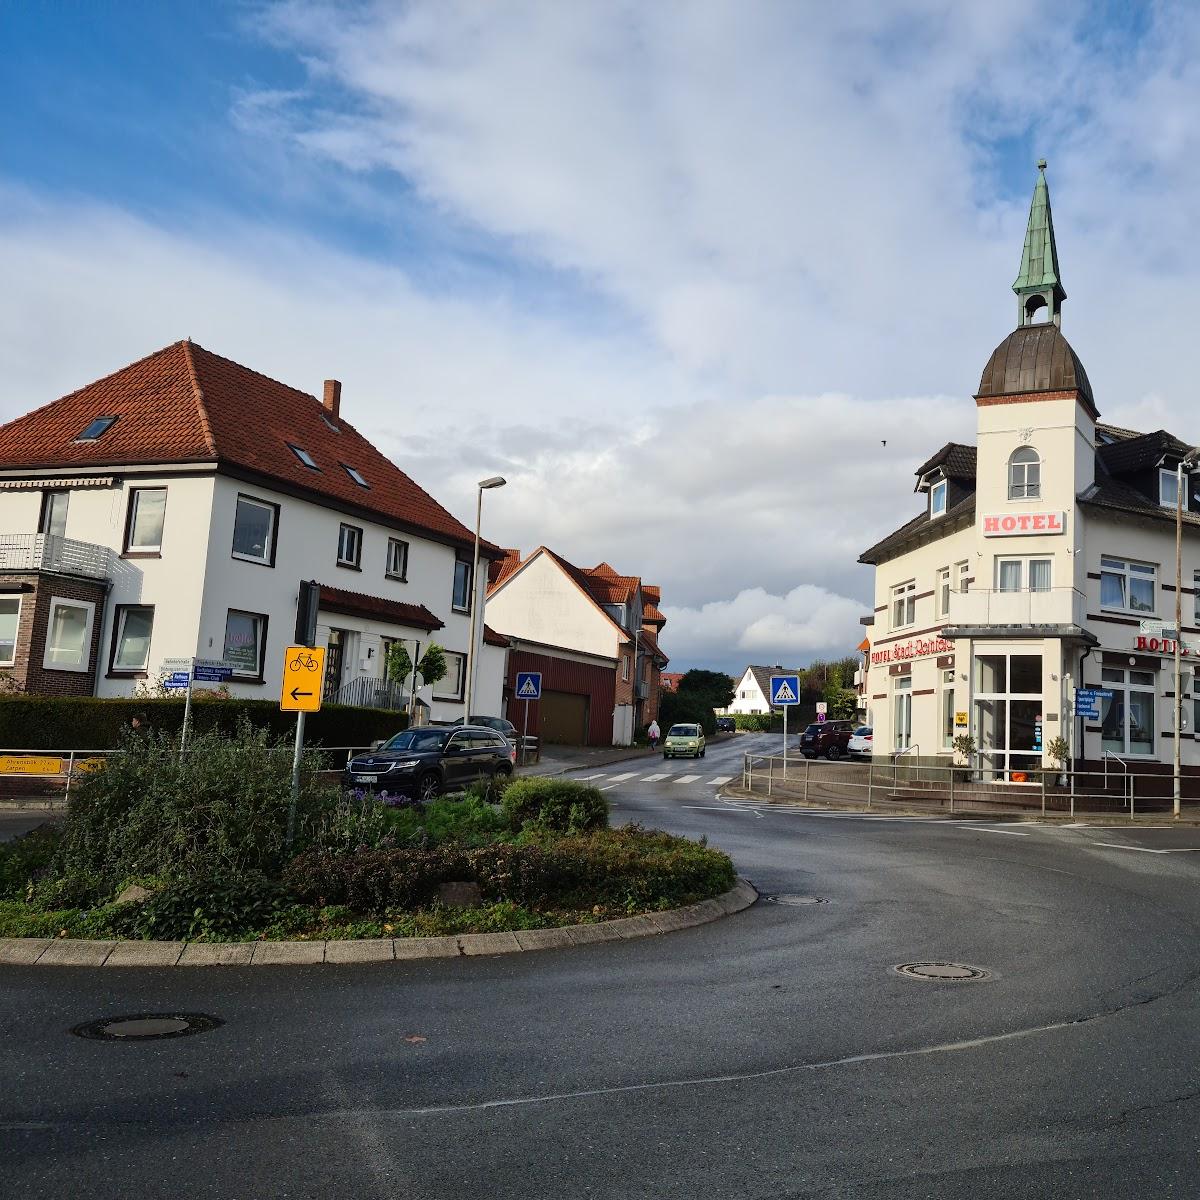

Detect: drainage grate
893,962,989,982
71,1013,224,1042
768,895,830,906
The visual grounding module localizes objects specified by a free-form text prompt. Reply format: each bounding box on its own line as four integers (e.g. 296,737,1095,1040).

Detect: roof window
287,443,320,471
75,416,118,442
342,464,369,488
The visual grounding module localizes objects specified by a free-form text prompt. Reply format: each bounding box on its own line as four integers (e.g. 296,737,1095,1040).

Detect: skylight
287,443,320,470
342,464,369,488
76,416,118,441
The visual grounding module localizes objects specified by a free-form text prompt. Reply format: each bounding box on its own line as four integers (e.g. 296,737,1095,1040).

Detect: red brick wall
0,573,107,697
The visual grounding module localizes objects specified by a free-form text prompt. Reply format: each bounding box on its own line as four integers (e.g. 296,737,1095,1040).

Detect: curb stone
0,877,758,968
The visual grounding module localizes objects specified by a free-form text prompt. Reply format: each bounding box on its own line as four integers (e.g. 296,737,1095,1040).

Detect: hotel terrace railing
946,585,1087,628
0,533,111,580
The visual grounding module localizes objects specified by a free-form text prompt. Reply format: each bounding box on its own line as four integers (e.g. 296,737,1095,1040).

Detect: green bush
133,871,286,940
732,714,773,732
0,823,61,900
499,777,609,833
54,720,339,888
658,691,717,736
0,696,406,753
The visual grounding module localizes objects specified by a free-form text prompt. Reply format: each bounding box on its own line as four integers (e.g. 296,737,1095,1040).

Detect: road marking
1089,842,1200,855
607,773,638,782
641,773,670,782
674,775,701,784
680,805,742,813
600,784,619,792
975,827,1029,837
707,776,733,785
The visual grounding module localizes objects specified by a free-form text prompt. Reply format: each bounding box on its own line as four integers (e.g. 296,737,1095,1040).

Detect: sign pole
783,704,788,776
523,698,530,768
180,656,195,753
287,710,305,850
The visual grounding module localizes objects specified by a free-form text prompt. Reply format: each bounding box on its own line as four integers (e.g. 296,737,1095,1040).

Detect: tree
416,643,447,691
677,669,736,713
823,665,858,721
385,642,413,686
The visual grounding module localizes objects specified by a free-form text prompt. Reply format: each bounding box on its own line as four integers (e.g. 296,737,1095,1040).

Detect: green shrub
0,695,406,753
499,778,609,833
733,713,773,732
54,720,339,888
133,871,286,940
0,824,61,900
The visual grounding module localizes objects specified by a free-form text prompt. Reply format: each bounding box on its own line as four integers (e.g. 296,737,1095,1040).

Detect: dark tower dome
977,323,1094,410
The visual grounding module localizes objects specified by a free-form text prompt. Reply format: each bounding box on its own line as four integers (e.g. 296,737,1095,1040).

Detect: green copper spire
1013,158,1066,327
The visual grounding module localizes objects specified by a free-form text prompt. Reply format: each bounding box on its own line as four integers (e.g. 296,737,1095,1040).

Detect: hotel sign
871,635,953,666
982,511,1065,537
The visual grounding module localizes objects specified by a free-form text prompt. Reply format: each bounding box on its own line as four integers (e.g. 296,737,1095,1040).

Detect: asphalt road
6,732,1200,1198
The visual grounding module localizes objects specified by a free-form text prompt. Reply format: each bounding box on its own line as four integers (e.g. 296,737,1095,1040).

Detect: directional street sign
193,665,233,683
769,675,800,706
162,672,190,691
280,644,326,713
1073,687,1112,720
515,671,542,700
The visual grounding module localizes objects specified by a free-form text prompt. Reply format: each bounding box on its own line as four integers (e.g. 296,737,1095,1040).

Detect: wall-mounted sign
981,511,1065,537
1135,634,1200,656
954,711,969,727
871,635,952,667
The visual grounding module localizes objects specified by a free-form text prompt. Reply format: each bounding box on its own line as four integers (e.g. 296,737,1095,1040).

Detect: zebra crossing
573,768,735,787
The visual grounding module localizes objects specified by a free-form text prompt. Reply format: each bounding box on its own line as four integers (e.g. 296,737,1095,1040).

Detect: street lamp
463,475,506,723
1174,448,1200,818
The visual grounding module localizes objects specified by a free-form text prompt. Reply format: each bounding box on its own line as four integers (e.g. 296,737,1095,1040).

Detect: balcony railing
947,586,1087,628
0,534,111,580
334,675,410,712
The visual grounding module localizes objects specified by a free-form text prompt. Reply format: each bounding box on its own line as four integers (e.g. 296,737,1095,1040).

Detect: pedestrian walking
647,719,661,751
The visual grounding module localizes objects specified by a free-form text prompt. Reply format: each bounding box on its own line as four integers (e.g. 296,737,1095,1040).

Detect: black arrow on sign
290,687,313,701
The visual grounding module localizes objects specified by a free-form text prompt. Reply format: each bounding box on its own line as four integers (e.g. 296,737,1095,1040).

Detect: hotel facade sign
982,511,1065,537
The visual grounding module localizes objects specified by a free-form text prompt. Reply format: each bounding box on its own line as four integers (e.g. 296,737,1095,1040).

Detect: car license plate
353,774,378,783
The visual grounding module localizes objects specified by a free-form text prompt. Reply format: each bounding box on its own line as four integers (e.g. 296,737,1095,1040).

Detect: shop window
1100,556,1156,614
929,479,947,518
0,597,20,667
124,488,167,555
232,495,278,565
223,610,267,679
110,605,154,673
1100,667,1156,756
43,597,95,672
891,580,916,630
894,676,912,750
1008,447,1041,500
973,651,1042,780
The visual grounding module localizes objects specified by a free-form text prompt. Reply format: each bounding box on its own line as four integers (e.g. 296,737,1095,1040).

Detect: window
1100,556,1156,614
0,597,20,666
111,605,154,673
124,488,167,554
957,560,970,594
435,651,466,700
940,669,956,750
973,651,1043,781
337,523,362,568
224,610,267,678
287,443,320,470
39,491,69,539
1008,446,1041,500
622,655,631,682
894,676,912,750
76,415,117,441
891,580,916,629
1195,569,1200,624
1101,667,1156,756
937,567,951,618
930,479,947,518
996,557,1052,592
453,554,472,613
232,495,278,565
1160,468,1181,509
342,464,369,488
43,597,95,672
386,538,409,581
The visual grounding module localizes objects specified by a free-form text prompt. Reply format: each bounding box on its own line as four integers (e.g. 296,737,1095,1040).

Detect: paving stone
513,928,575,951
324,939,395,964
103,941,185,967
36,940,116,966
458,932,521,956
0,938,52,965
251,941,325,965
177,942,255,967
392,936,462,960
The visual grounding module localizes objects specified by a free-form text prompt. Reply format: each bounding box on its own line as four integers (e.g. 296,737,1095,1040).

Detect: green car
663,723,706,759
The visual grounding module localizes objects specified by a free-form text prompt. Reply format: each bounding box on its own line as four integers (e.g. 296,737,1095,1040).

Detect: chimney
323,379,342,420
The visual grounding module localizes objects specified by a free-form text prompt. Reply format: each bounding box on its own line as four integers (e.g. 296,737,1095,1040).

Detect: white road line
1086,842,1200,855
607,773,639,782
707,776,733,785
641,773,670,782
680,805,742,813
976,827,1029,837
600,784,619,792
674,775,702,784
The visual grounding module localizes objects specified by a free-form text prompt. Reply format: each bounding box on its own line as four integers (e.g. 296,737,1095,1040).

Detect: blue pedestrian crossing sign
515,671,542,700
770,675,801,706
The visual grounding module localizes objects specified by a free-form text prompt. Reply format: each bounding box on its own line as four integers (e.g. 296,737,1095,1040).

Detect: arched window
1009,446,1041,499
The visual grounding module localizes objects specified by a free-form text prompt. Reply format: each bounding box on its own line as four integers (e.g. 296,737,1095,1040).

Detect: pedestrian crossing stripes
566,768,733,786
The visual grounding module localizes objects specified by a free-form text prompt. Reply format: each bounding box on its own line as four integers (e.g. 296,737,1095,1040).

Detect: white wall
726,668,769,715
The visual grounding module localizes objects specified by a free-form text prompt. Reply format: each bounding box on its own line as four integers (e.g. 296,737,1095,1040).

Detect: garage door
540,690,590,745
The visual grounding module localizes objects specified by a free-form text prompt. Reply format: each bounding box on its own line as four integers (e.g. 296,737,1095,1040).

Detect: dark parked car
345,725,515,800
449,714,520,742
799,720,855,761
715,717,736,733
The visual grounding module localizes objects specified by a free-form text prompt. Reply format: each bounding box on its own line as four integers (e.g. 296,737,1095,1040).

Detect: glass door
973,651,1043,781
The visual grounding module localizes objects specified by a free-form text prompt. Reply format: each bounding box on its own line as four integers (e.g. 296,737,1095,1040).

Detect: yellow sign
0,755,62,775
954,712,969,727
280,645,325,713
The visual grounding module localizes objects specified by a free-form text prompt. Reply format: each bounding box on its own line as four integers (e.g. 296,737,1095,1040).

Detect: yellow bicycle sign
280,644,326,713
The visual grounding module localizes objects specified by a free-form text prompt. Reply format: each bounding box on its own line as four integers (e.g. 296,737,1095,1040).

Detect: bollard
949,763,954,815
1040,769,1046,817
867,762,873,809
768,755,773,797
803,757,809,804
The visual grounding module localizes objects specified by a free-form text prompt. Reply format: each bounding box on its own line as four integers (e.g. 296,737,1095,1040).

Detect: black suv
345,725,515,800
799,720,855,761
715,717,735,733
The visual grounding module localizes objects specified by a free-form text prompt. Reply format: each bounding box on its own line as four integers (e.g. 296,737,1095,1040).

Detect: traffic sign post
515,672,542,766
280,645,326,848
770,675,801,775
1072,687,1112,722
816,701,828,725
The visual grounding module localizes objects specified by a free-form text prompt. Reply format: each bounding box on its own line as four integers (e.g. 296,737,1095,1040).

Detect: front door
323,630,346,701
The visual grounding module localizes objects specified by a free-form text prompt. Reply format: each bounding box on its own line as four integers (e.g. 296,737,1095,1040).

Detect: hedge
0,696,407,752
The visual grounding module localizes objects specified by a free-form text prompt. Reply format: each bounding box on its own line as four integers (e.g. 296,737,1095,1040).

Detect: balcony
0,534,111,581
946,586,1087,630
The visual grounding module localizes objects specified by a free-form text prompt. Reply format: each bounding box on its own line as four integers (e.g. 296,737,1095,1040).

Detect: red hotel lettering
871,635,953,667
1136,635,1191,656
982,511,1063,534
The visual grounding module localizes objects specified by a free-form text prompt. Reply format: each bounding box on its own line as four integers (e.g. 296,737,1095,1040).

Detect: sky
4,1,1200,674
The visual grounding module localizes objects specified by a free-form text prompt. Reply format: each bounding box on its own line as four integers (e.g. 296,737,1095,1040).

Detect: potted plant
952,733,976,782
1045,735,1071,788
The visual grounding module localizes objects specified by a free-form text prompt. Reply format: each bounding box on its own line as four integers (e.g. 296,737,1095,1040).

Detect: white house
722,665,806,716
0,340,507,721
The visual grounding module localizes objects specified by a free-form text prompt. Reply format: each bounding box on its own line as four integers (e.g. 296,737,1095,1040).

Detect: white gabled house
0,340,507,720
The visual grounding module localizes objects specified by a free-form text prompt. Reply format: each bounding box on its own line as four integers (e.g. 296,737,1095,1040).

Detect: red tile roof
488,548,523,590
0,341,497,555
318,584,444,631
482,624,510,648
643,603,666,627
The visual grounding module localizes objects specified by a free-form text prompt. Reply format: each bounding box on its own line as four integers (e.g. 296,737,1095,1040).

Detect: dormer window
929,479,947,518
287,443,320,470
1009,446,1041,499
342,464,369,488
76,415,117,441
1160,468,1182,510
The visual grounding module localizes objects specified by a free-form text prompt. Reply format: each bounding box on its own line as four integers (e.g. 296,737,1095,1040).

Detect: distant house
485,548,669,745
722,665,806,715
660,672,684,693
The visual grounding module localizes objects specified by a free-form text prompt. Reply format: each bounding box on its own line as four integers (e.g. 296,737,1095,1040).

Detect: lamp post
463,475,506,723
1174,448,1200,818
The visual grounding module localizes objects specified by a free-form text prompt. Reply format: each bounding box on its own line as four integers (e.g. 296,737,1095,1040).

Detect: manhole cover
893,962,989,982
71,1013,224,1041
769,895,830,906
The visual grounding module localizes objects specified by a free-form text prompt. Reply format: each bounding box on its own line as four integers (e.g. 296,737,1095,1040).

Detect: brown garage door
540,690,589,745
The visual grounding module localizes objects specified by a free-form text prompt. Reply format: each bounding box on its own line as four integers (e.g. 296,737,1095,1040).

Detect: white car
847,726,873,759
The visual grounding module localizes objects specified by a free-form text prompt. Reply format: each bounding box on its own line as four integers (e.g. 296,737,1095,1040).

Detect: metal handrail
1103,750,1134,816
893,743,919,760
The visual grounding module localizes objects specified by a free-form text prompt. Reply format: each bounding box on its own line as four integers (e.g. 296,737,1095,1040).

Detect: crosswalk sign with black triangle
770,675,800,705
516,672,541,699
